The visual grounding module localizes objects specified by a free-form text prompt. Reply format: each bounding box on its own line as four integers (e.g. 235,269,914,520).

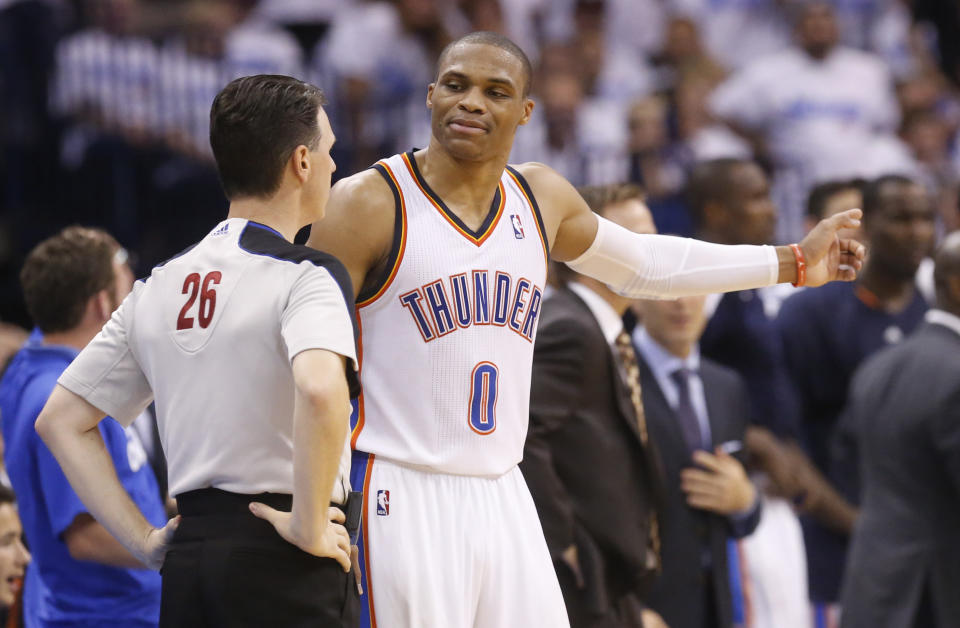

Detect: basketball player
307,31,865,628
36,75,361,627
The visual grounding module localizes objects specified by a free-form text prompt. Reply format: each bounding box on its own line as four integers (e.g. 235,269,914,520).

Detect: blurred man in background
778,174,936,619
633,293,761,628
838,231,960,628
523,183,667,628
0,227,165,628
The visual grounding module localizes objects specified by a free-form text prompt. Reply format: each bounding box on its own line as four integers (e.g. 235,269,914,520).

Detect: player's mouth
6,575,21,593
449,118,488,135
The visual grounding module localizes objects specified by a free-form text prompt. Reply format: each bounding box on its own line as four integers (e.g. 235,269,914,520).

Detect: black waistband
176,488,296,516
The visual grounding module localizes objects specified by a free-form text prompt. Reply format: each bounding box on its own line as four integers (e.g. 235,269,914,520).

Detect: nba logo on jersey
510,214,524,239
377,490,390,516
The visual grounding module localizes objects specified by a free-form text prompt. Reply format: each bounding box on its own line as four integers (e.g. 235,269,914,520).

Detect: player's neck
417,143,508,222
227,196,302,243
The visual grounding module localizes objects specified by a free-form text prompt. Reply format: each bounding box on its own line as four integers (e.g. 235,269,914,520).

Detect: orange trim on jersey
361,454,378,628
400,152,505,247
350,313,366,450
358,161,408,308
505,169,549,273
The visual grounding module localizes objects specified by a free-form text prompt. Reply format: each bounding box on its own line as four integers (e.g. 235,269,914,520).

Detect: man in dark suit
838,231,960,628
522,183,667,628
632,294,761,628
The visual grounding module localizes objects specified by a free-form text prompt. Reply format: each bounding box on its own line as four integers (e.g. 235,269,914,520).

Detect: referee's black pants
160,488,359,628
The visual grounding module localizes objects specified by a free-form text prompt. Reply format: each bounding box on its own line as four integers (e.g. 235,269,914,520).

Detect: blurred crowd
1,0,960,325
0,0,959,627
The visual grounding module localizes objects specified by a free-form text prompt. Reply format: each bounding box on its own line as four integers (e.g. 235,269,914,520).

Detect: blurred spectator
625,95,691,236
0,484,30,619
51,0,159,148
837,231,960,628
633,294,761,628
0,227,165,627
901,108,960,233
710,1,915,242
523,183,666,628
804,178,865,239
686,157,812,627
318,0,455,171
669,0,791,71
777,175,935,612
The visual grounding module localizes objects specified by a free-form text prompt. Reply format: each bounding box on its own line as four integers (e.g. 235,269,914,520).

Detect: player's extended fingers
328,506,346,524
829,208,863,229
685,492,724,512
681,471,723,495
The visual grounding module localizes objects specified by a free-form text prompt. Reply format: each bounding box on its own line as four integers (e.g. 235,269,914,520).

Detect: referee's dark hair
210,75,327,201
20,227,121,334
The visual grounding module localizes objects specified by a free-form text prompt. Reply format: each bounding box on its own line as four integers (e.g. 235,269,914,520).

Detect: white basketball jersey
351,152,549,476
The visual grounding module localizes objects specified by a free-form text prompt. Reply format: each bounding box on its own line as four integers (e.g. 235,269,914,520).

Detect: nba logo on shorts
510,214,524,239
377,490,390,516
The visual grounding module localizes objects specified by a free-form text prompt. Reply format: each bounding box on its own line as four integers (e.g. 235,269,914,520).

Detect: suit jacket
839,322,960,628
637,352,760,628
521,287,664,627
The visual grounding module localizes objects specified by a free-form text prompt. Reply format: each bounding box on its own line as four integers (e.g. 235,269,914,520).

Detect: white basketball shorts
351,452,569,628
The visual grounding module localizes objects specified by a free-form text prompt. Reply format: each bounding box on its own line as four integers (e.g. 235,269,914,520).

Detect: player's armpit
512,162,600,262
307,169,396,299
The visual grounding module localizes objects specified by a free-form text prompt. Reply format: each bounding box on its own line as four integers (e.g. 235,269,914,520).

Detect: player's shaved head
436,31,532,96
934,231,960,314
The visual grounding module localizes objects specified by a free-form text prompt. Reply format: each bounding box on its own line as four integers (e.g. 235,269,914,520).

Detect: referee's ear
293,145,311,185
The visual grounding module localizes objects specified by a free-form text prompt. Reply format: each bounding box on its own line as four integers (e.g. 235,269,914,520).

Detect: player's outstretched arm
306,169,396,299
250,349,352,571
35,385,179,570
516,163,865,298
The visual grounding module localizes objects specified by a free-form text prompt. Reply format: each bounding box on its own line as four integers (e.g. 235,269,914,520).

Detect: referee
36,75,361,627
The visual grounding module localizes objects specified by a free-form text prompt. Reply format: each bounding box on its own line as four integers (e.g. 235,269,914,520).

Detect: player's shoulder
327,166,396,217
510,161,575,202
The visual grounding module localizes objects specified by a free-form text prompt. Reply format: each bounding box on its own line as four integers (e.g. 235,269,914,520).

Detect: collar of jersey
402,150,505,246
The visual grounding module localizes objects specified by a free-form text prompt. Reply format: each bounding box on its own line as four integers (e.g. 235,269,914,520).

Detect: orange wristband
790,243,806,287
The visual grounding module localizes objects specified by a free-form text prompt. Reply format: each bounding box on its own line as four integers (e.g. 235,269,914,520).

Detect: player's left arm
515,163,866,297
36,385,179,570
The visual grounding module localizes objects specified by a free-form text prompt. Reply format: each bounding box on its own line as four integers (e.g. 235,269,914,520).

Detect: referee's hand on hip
249,503,352,572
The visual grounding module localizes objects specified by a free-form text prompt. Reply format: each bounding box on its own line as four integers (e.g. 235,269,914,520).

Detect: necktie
614,330,660,570
670,368,704,455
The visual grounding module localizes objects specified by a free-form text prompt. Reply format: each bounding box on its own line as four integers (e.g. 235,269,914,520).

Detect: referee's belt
176,487,364,544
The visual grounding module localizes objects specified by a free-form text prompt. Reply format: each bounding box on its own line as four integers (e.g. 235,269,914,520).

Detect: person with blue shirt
0,226,165,627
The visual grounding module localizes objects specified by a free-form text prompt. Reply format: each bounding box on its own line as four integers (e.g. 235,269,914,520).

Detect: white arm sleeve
565,216,780,299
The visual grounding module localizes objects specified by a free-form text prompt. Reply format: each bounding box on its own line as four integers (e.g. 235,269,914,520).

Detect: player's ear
426,83,436,110
518,97,534,126
293,145,310,184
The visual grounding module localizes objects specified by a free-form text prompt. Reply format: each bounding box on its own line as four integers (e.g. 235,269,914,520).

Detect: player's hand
800,208,866,287
249,503,352,572
140,515,180,571
681,449,756,515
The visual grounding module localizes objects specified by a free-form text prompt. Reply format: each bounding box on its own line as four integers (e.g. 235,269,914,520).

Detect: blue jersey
0,335,164,627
